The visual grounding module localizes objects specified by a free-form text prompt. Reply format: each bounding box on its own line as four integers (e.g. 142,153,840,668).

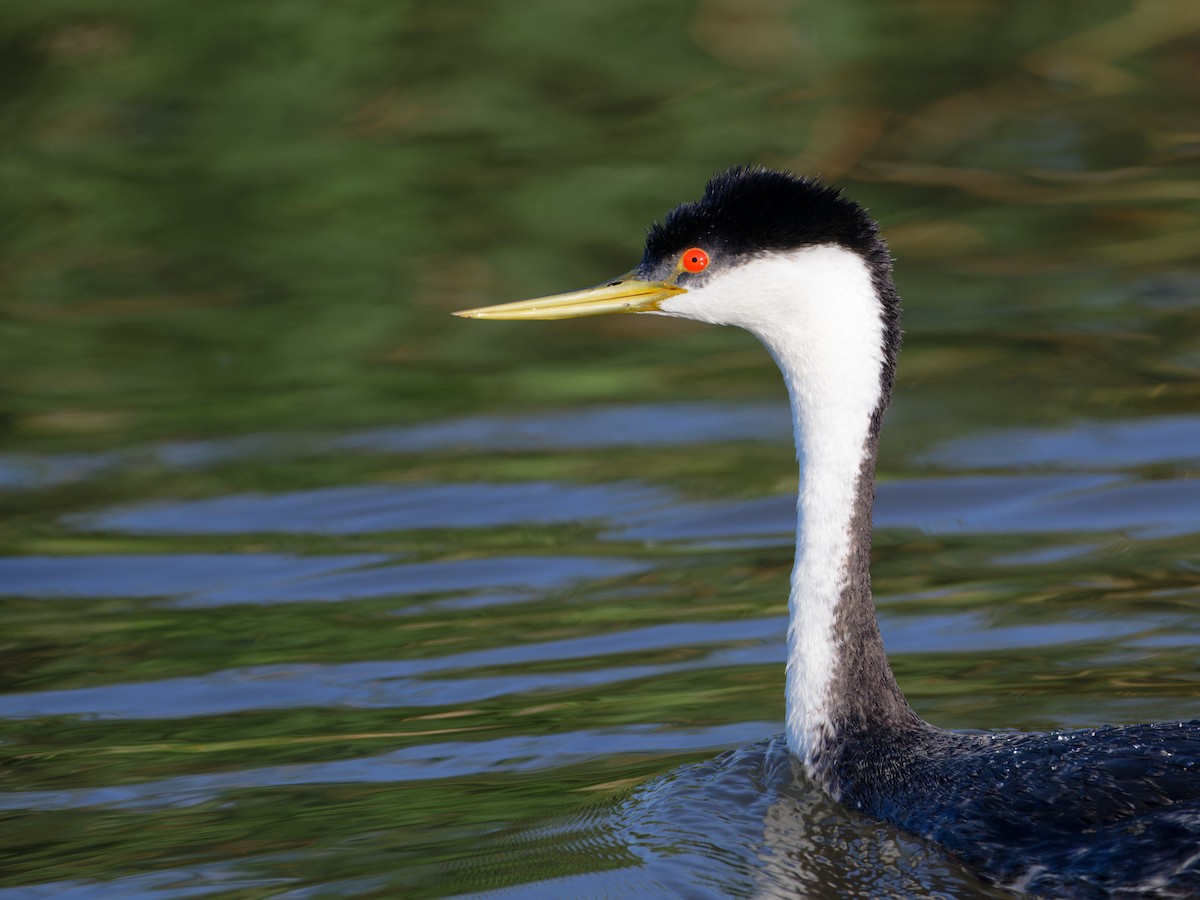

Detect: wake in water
465,736,1005,899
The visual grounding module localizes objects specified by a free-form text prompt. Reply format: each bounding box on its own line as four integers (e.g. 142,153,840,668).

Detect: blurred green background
3,0,1197,455
2,1,1200,896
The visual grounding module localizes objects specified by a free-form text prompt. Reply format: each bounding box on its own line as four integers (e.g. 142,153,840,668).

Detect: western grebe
454,166,1200,896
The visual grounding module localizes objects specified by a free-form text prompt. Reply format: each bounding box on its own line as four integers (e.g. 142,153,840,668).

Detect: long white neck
752,248,895,772
658,245,915,782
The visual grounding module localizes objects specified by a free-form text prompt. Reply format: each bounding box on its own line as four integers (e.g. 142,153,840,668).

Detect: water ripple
0,618,785,720
0,723,772,812
0,553,387,601
71,482,671,535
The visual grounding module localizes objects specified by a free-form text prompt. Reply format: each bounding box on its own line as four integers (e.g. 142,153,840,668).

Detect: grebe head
453,166,900,404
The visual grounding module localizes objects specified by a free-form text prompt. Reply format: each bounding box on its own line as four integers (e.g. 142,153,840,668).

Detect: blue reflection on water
926,415,1200,470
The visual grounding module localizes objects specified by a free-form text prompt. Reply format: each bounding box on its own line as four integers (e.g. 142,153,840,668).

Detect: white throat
659,245,889,768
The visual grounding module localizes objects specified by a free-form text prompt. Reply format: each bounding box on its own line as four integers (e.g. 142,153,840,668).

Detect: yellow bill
453,277,686,320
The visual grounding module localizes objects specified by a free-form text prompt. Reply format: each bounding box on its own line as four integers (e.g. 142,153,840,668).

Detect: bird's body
455,166,1200,897
838,720,1200,895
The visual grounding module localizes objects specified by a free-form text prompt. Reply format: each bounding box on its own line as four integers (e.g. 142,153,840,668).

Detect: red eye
681,247,709,273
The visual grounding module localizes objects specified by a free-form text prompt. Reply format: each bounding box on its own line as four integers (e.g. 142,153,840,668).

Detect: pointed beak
453,276,686,321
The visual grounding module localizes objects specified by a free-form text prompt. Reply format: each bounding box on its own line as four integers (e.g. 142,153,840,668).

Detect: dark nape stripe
812,411,924,796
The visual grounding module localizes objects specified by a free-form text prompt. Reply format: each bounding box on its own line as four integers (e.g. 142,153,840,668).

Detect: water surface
2,2,1199,897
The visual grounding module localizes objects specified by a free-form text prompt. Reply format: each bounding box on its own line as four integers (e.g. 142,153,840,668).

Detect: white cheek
655,283,729,326
655,246,886,384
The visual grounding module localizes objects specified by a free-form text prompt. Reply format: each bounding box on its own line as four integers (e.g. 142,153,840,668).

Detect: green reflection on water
2,0,1200,896
2,0,1197,450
